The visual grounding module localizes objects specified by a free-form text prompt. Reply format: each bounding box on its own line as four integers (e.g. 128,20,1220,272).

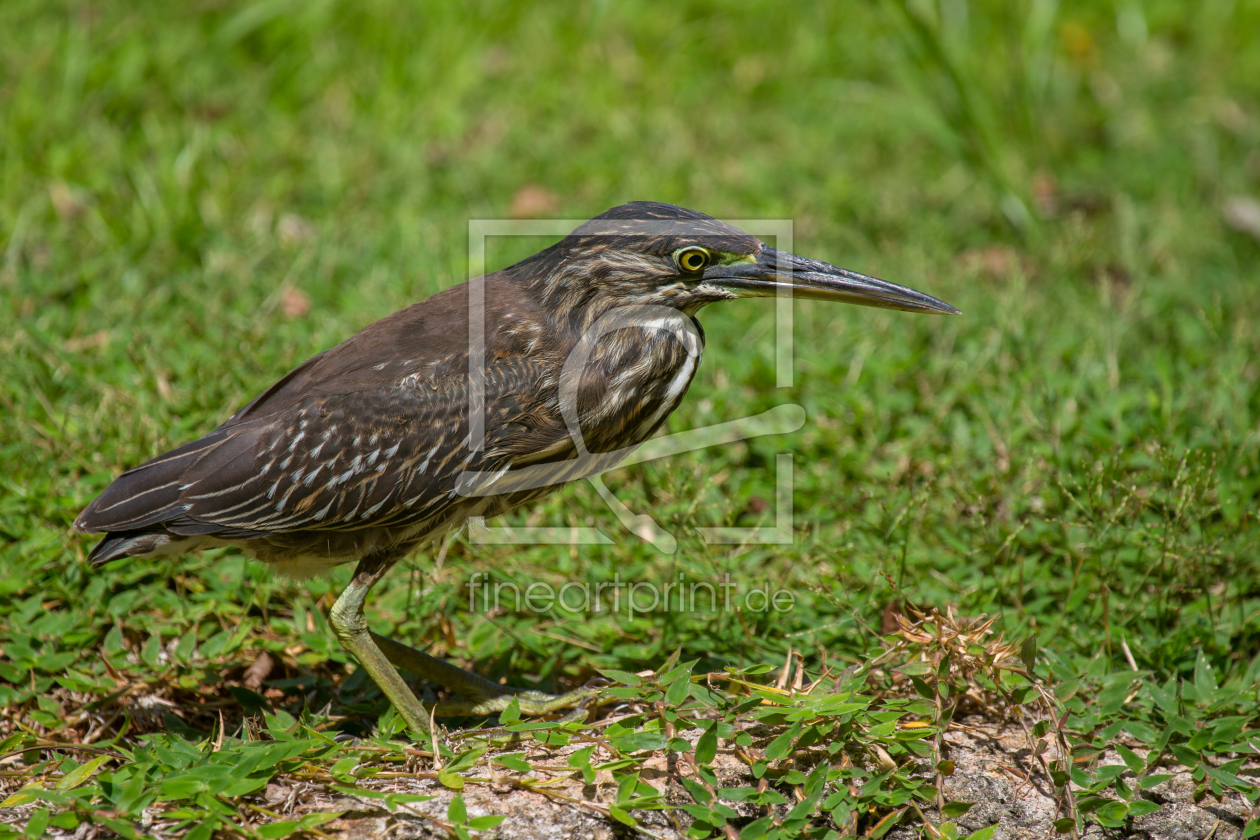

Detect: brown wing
75,275,575,552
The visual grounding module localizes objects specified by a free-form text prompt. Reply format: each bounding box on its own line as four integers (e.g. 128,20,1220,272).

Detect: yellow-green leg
329,551,431,731
328,550,598,729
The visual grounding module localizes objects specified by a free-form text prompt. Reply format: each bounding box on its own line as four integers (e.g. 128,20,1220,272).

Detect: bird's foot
436,680,603,719
371,631,604,718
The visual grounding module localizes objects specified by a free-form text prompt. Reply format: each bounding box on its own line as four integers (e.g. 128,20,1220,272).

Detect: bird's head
513,202,959,319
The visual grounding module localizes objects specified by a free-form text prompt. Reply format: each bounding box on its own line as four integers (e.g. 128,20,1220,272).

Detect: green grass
2,1,1260,838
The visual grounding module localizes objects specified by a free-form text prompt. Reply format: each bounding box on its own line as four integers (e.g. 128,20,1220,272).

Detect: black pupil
685,251,704,270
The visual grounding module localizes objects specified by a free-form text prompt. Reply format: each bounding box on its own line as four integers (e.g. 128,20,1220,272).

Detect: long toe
432,683,601,717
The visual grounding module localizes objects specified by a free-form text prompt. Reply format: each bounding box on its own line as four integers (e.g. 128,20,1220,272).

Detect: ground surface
308,720,1260,840
2,1,1259,838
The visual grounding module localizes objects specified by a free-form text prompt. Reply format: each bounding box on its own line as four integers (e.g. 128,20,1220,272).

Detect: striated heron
76,202,958,731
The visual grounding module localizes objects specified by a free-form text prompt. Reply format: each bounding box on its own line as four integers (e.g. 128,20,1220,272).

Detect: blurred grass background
2,0,1259,748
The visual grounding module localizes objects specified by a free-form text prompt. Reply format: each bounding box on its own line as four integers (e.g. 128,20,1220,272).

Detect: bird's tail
87,532,149,566
85,530,196,566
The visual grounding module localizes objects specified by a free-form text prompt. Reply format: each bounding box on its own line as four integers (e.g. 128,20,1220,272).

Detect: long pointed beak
706,247,960,315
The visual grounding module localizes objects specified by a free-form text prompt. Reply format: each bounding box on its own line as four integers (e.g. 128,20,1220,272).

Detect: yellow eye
677,248,710,274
